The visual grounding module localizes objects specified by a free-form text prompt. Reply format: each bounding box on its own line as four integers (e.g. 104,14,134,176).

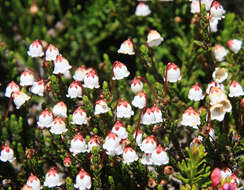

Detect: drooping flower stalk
135,94,147,140
163,64,169,104
3,92,13,122
26,67,41,81
129,38,147,65
135,76,158,101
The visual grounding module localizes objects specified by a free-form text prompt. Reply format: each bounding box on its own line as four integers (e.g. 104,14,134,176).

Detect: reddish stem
4,93,13,122
100,151,106,165
238,102,242,136
163,64,169,102
135,107,146,141
135,76,158,101
129,38,147,65
27,68,41,81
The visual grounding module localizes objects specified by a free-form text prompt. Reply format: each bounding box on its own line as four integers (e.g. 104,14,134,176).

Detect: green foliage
176,145,211,188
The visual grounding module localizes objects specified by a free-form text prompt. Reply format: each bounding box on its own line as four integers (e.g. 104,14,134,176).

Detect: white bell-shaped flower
112,120,128,139
210,1,225,20
103,132,121,152
53,101,67,118
135,2,151,16
140,136,157,154
44,167,64,188
118,39,135,55
131,78,143,93
229,80,244,97
50,117,68,134
26,173,41,190
151,145,169,166
214,44,228,62
141,153,153,165
181,107,200,129
132,91,147,109
53,55,72,75
20,70,35,86
73,66,87,81
0,145,15,162
209,87,227,105
74,169,92,190
12,91,31,109
123,147,138,164
212,67,228,83
147,30,164,47
188,83,205,101
69,133,87,155
87,136,101,153
116,99,134,118
152,104,163,124
30,80,45,96
37,109,53,128
94,99,110,115
112,61,130,80
72,107,87,125
206,81,225,94
45,44,59,61
141,108,156,125
209,17,219,33
227,39,242,54
66,81,82,99
166,62,181,83
5,81,20,98
27,40,44,57
83,69,100,89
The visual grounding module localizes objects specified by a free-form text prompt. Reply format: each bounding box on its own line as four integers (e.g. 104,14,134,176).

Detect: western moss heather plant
0,0,244,189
